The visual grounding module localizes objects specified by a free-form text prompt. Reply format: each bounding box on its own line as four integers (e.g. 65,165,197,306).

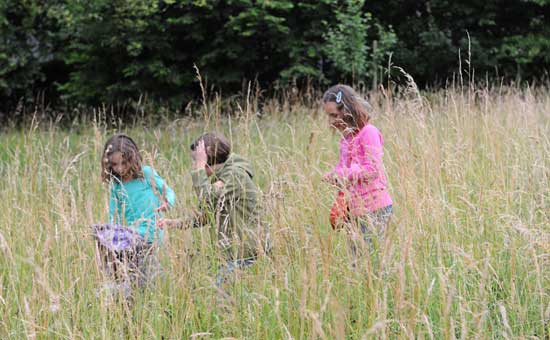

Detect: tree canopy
1,0,548,113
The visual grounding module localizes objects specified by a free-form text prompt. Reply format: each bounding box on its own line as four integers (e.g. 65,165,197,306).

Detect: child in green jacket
160,132,270,285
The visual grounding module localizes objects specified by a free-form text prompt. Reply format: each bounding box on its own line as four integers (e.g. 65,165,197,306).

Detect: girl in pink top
322,84,393,246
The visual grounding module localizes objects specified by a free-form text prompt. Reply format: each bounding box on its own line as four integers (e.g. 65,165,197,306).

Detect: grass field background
0,85,548,339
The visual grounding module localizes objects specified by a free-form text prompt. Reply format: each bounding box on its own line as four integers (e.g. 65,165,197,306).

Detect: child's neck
121,174,136,182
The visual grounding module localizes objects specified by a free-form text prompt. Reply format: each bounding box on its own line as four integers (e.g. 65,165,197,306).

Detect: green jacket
191,154,269,260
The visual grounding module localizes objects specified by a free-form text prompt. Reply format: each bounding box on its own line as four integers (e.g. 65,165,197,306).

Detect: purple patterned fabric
92,224,144,252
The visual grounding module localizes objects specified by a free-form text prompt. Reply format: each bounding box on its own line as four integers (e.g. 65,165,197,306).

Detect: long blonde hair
101,133,143,183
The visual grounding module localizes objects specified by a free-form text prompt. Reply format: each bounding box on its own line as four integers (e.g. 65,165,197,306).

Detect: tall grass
0,85,548,339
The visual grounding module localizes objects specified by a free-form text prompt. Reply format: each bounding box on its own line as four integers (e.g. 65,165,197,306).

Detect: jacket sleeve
191,168,224,206
335,128,382,182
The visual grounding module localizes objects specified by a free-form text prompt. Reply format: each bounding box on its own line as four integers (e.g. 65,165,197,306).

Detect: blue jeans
215,258,256,287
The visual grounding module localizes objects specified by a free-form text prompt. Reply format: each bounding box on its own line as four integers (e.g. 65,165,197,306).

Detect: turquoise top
109,166,176,243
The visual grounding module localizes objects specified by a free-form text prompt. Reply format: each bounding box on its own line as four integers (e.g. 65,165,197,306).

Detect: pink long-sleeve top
333,124,392,216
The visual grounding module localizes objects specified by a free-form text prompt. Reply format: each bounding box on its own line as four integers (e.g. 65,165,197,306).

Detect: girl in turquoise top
102,133,176,243
99,134,176,298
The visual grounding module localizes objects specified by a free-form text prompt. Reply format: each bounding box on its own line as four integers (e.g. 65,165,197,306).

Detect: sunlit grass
0,85,548,339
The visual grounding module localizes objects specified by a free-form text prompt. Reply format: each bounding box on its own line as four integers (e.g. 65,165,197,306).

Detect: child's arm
190,140,225,204
336,127,383,183
146,167,176,212
157,218,183,229
191,168,224,204
157,209,208,229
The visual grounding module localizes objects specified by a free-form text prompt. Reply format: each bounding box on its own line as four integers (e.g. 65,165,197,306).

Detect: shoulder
359,124,380,136
142,165,154,177
219,155,254,180
356,124,383,146
141,166,159,185
359,124,383,139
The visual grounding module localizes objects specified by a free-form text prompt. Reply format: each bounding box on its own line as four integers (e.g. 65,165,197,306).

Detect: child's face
324,102,346,132
109,152,131,181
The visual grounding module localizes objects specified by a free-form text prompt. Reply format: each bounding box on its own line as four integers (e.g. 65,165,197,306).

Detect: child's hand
155,200,170,213
157,218,181,230
191,140,208,170
156,218,169,229
323,172,344,187
213,180,224,190
322,172,337,184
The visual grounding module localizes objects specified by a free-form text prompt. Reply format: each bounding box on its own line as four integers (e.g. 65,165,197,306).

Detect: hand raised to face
191,140,208,170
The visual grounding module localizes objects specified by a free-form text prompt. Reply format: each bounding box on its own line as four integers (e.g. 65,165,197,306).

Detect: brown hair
190,132,231,166
322,84,371,130
101,133,143,183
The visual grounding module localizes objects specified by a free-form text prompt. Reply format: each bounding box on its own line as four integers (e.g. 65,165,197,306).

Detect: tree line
1,0,549,116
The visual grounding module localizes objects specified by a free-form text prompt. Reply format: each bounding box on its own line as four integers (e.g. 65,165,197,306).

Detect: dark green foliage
0,0,549,115
366,0,550,84
0,1,66,109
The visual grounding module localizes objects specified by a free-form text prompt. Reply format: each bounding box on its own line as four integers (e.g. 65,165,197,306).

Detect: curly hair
101,134,143,183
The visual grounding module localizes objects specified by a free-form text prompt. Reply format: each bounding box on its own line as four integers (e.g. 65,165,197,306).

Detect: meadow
0,85,548,339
